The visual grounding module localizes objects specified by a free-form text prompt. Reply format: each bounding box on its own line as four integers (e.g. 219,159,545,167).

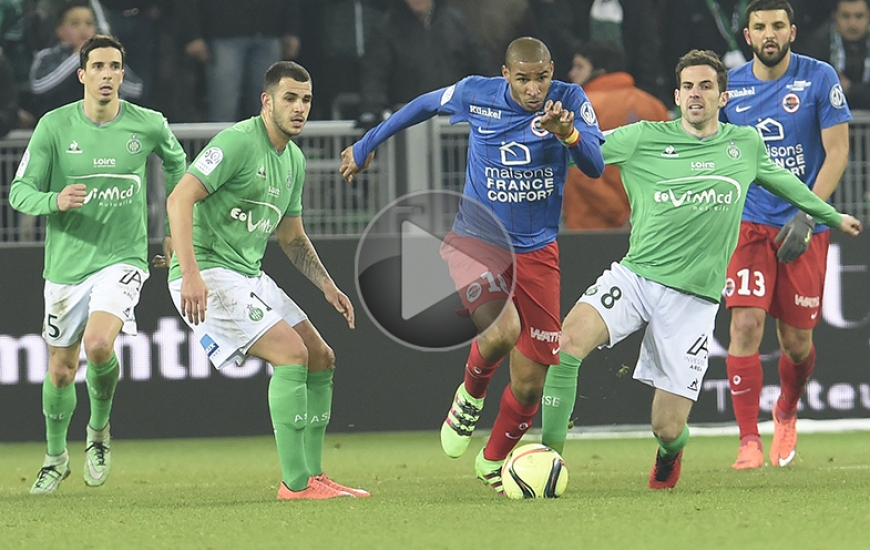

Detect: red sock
727,353,763,440
463,340,503,399
483,385,539,461
777,345,815,416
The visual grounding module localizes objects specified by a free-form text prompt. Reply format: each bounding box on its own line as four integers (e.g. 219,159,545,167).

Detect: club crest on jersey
530,115,548,138
466,282,482,302
830,83,847,109
126,134,142,154
726,141,741,160
782,93,800,113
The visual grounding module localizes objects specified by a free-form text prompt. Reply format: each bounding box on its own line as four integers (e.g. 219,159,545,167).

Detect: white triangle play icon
400,221,489,320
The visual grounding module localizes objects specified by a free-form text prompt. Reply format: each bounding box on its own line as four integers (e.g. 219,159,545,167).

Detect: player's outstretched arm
276,215,355,329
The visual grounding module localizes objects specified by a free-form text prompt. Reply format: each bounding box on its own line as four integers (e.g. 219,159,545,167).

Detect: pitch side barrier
2,112,870,243
0,232,868,441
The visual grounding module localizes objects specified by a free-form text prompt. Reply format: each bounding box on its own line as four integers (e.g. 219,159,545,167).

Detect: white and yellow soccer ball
501,444,569,499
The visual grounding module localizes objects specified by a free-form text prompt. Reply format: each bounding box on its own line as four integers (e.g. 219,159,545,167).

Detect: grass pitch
1,431,869,550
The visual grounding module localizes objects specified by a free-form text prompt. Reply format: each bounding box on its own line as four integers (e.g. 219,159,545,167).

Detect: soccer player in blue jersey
721,0,852,470
340,36,605,493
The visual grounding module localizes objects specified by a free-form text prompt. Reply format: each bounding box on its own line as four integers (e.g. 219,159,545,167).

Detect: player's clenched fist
56,183,87,211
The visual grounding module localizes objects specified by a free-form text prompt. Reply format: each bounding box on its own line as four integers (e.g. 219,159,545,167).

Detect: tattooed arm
276,216,355,328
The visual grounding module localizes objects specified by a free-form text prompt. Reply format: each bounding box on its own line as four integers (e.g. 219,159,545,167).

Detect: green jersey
9,100,187,284
604,120,841,302
168,116,305,280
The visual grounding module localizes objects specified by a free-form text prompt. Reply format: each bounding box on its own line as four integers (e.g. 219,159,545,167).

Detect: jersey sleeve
600,122,644,166
153,115,187,235
815,62,852,129
187,130,249,193
8,119,60,216
285,154,305,217
752,131,841,227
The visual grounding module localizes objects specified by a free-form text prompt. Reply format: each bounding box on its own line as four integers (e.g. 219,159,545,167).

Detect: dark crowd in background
0,0,859,138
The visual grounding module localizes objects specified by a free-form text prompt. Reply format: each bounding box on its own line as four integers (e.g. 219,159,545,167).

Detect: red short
441,233,561,365
724,221,829,329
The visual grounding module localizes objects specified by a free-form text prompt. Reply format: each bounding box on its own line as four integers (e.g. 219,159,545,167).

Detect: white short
577,262,717,401
43,263,148,347
168,267,308,369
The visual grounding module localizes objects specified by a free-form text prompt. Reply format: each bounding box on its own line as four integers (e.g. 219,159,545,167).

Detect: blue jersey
353,76,604,252
720,53,851,230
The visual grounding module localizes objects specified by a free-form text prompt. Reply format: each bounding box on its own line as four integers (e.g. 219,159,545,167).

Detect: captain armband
555,127,581,148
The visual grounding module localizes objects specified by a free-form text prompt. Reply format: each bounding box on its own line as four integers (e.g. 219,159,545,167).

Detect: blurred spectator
29,1,141,118
298,0,390,120
530,0,663,99
1,0,40,127
98,1,166,108
659,0,817,73
0,48,19,136
357,0,491,130
445,0,538,75
562,40,670,230
176,0,301,122
799,0,870,110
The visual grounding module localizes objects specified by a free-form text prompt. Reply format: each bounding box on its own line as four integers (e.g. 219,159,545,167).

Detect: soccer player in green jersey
9,35,187,494
165,61,368,500
539,49,862,489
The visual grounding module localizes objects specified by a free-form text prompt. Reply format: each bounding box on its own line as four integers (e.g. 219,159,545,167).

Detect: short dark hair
264,61,311,93
675,49,728,93
745,0,795,26
578,40,626,74
79,35,125,70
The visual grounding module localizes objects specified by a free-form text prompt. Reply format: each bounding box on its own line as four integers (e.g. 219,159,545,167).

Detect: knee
309,344,335,371
651,422,684,443
82,333,114,364
479,304,520,355
730,310,765,341
511,380,542,407
48,358,79,387
779,332,812,362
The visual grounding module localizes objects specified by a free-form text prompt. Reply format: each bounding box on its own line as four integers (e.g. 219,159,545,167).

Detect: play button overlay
356,190,515,351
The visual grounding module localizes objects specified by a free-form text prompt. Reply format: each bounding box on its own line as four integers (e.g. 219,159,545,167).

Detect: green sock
304,368,334,477
269,365,309,491
655,425,690,459
43,376,77,457
541,352,582,454
86,352,119,432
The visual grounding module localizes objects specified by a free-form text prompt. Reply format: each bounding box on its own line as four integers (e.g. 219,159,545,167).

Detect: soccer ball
501,444,569,499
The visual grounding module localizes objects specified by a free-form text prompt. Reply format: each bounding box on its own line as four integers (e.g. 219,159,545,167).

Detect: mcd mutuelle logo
355,191,516,351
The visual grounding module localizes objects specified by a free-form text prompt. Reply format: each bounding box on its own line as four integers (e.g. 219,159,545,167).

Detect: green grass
1,431,869,550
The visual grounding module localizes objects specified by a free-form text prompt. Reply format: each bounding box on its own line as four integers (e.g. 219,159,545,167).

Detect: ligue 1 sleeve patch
440,85,456,106
830,83,847,109
194,146,224,175
580,101,597,125
16,149,29,178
